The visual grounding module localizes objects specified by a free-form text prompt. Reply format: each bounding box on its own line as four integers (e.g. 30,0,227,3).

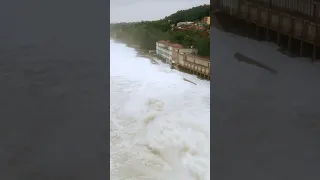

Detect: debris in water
183,78,197,85
150,57,159,64
234,52,278,74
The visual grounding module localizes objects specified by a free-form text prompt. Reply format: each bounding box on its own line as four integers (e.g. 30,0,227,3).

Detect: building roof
187,54,210,61
170,43,183,48
157,40,169,43
157,40,170,45
157,40,183,48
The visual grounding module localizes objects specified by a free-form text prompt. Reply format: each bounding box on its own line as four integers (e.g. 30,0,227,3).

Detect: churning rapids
110,40,210,180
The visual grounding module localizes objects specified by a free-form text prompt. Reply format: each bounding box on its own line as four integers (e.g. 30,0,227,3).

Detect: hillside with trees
110,5,210,56
163,5,210,25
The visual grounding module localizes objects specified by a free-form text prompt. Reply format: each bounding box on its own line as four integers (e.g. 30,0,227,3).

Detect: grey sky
110,0,210,23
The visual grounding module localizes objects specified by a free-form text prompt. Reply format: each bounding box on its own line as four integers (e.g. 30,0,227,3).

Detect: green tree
110,4,210,55
195,37,210,56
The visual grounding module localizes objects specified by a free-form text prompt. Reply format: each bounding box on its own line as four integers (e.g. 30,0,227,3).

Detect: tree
195,37,210,56
110,4,210,54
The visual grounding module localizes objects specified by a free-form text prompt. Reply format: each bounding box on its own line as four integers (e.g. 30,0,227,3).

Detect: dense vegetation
163,5,210,25
110,5,210,56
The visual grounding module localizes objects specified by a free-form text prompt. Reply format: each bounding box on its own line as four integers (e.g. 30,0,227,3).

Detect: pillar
313,44,316,61
300,40,303,56
277,32,280,45
288,36,292,53
255,26,259,38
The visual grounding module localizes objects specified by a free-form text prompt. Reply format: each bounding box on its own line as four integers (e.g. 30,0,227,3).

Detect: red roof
158,40,169,44
157,40,183,48
170,43,183,48
187,54,210,61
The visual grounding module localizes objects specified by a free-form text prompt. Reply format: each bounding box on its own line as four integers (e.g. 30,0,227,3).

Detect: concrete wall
170,47,178,62
186,55,210,68
156,43,171,61
179,48,198,54
177,53,210,76
170,47,198,63
178,53,186,64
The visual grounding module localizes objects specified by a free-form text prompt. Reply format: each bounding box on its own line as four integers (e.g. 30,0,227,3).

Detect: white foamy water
110,40,210,180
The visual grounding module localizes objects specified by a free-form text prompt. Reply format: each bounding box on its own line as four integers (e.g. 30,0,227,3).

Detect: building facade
171,47,198,64
156,40,197,64
156,40,171,63
186,54,210,68
177,53,210,79
168,44,183,64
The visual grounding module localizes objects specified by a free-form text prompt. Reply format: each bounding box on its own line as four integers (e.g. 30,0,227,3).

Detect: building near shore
170,46,198,64
177,53,210,79
156,40,197,64
156,40,171,63
156,40,182,63
156,40,210,79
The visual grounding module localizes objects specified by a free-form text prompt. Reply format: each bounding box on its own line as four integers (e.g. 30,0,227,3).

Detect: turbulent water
110,40,210,180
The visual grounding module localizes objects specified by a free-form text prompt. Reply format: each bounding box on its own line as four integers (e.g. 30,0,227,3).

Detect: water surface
110,41,210,180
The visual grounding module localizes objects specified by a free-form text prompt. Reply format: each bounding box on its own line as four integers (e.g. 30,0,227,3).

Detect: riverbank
135,46,210,81
111,38,210,80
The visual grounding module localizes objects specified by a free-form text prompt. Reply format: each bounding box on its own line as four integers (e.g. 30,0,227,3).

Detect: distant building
177,22,194,27
202,16,210,25
172,25,208,37
173,24,205,31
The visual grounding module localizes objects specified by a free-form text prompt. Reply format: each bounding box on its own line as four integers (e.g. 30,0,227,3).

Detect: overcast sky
110,0,210,23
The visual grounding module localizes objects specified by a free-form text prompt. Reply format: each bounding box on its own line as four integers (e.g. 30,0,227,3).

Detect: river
110,40,210,180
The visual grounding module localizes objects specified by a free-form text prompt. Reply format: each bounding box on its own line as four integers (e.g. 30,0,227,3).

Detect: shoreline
111,38,210,81
136,49,210,81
